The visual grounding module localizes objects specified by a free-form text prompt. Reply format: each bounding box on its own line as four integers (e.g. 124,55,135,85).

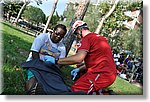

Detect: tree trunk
43,0,58,33
95,0,119,34
14,0,28,24
62,0,90,56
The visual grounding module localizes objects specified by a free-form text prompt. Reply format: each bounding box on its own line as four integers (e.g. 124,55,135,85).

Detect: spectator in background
113,49,120,66
119,52,125,64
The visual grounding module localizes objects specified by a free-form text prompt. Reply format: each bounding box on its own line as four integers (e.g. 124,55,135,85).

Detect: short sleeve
59,44,66,58
30,33,47,52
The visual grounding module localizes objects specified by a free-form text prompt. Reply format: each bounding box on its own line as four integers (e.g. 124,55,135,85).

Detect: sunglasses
53,31,64,38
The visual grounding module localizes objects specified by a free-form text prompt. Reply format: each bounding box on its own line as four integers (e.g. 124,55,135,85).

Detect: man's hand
44,55,56,64
71,68,80,80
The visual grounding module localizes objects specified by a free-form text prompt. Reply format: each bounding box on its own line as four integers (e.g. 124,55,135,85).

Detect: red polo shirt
77,33,116,75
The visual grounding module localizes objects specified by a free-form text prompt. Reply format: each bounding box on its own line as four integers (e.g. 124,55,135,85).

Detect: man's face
75,28,82,40
51,28,66,43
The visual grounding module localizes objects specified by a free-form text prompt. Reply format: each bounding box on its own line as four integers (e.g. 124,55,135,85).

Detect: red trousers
71,72,116,94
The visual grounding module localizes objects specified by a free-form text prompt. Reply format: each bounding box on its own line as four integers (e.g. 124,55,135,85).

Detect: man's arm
57,50,87,65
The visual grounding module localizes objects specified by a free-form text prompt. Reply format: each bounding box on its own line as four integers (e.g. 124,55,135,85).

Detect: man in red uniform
44,20,117,94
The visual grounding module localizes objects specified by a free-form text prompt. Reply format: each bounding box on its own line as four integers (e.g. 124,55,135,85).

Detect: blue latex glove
71,68,80,80
44,55,55,64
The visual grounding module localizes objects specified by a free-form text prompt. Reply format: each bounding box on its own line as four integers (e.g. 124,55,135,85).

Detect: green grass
2,22,34,94
108,77,142,95
1,21,143,95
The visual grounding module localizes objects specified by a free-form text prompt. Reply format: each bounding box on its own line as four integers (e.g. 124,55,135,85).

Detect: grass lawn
1,21,143,95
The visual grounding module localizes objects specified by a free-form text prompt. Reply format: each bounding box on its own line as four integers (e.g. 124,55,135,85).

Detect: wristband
55,58,59,64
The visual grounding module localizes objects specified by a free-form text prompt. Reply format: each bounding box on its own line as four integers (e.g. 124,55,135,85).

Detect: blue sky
29,0,68,17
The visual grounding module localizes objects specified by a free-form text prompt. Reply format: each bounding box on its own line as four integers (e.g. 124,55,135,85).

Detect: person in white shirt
26,24,67,92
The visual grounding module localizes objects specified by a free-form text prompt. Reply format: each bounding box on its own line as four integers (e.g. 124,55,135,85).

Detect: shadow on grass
60,65,75,87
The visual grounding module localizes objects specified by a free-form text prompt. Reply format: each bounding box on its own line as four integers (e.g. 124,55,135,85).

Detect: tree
95,0,120,34
108,0,143,52
46,11,61,29
14,0,29,24
14,0,43,24
62,0,90,55
3,0,24,20
22,5,45,26
122,28,142,57
43,0,58,33
63,0,143,57
63,2,76,27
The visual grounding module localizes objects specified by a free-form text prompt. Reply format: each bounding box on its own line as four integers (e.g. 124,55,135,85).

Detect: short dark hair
54,24,67,34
